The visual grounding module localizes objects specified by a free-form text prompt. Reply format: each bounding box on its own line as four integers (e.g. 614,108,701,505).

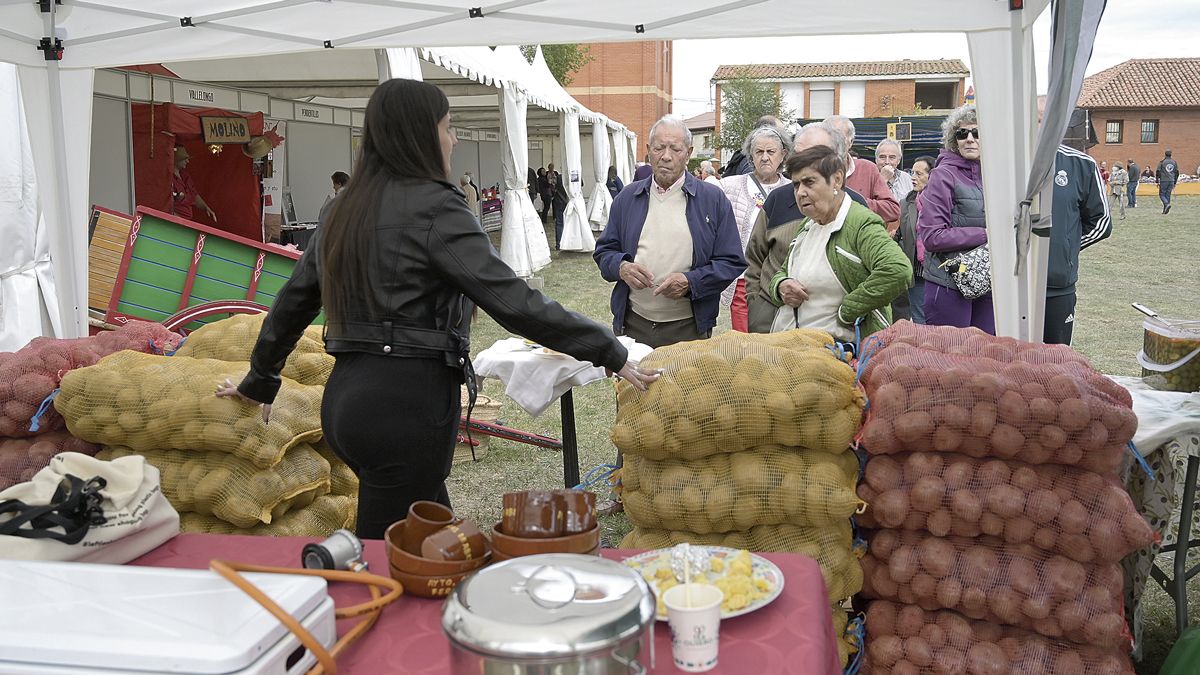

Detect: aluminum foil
669,543,710,583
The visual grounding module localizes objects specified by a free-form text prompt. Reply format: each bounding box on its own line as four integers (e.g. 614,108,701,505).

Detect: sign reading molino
201,116,251,144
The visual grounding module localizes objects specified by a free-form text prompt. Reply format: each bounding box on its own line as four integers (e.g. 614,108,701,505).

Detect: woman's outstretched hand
215,378,272,424
607,362,663,391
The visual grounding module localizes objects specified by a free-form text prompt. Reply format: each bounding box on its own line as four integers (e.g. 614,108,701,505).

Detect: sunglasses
955,127,981,141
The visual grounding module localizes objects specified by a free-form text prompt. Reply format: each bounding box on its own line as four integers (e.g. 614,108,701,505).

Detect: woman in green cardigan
767,145,911,340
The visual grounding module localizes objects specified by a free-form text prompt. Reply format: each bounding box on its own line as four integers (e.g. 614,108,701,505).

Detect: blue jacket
594,173,746,335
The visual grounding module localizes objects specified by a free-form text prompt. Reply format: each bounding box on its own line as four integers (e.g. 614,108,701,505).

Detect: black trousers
321,352,460,539
1044,292,1077,346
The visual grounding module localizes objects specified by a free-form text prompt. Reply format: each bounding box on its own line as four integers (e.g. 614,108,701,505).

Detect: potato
894,411,934,446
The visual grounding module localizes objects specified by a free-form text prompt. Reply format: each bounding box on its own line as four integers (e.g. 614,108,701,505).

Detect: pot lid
442,553,655,658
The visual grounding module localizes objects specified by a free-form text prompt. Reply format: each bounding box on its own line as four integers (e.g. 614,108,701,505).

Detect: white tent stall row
0,0,1103,349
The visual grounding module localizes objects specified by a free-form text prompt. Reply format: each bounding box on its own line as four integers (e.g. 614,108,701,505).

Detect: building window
915,82,957,110
1141,120,1159,144
1105,121,1123,144
809,84,835,118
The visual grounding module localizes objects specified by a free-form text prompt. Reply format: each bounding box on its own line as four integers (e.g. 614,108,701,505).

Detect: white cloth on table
1110,375,1200,451
473,336,653,417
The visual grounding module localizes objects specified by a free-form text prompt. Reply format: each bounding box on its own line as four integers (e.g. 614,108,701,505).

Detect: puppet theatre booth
131,103,266,242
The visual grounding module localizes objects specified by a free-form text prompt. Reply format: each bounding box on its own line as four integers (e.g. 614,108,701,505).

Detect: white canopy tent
0,0,1102,347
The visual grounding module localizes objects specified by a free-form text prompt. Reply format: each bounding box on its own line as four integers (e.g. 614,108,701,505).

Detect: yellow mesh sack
97,443,331,528
622,446,863,533
313,442,359,497
620,521,863,601
55,352,324,468
179,495,355,536
833,608,851,667
173,313,333,386
611,330,863,460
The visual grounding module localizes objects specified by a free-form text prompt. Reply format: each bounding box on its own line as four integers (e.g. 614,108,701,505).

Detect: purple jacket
918,149,987,287
593,173,746,335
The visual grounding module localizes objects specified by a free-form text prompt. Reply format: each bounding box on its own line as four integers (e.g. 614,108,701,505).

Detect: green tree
715,70,794,152
520,44,594,86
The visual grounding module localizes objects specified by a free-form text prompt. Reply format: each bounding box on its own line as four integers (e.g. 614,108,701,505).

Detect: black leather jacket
238,178,629,404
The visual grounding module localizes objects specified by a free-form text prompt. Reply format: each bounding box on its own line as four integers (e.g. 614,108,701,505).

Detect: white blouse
771,193,854,341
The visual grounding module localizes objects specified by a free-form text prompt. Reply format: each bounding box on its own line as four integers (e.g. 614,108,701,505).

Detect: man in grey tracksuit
1046,143,1112,345
1157,150,1179,214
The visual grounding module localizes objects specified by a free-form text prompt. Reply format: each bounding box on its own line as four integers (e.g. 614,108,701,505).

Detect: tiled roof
683,111,715,130
712,59,969,81
1078,58,1200,108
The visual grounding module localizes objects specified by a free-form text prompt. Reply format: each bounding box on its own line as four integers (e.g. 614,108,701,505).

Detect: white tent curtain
612,129,631,185
0,64,59,351
498,85,551,277
15,63,91,343
380,47,423,81
558,111,594,252
587,120,612,230
626,133,638,182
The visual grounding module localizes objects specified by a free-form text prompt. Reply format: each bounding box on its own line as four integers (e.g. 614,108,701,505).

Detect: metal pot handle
519,564,577,610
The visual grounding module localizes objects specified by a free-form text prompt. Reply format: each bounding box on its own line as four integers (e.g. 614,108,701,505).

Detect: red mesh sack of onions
857,452,1155,563
0,322,182,438
861,529,1129,648
862,600,1134,675
858,340,1135,475
0,431,101,491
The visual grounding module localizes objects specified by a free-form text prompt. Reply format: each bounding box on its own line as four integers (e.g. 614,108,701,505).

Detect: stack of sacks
172,313,333,386
856,323,1152,674
0,321,181,437
54,347,352,537
614,329,866,666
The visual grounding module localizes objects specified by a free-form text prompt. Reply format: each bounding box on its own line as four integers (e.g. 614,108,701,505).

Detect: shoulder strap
0,475,108,545
747,173,769,202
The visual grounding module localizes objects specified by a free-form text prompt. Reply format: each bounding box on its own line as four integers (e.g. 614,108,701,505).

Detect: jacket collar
632,171,702,197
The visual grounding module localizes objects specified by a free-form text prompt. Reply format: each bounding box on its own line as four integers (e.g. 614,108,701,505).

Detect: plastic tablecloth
130,534,842,675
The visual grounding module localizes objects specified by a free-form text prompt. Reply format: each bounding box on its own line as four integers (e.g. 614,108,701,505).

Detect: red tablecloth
131,534,841,674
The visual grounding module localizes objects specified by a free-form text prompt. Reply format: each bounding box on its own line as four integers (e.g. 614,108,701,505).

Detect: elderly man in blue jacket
594,115,746,348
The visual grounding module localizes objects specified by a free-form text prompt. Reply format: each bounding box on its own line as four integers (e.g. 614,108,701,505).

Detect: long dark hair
607,166,619,182
320,78,449,323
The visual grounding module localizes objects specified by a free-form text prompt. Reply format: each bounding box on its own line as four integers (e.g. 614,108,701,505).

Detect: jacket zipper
834,245,862,264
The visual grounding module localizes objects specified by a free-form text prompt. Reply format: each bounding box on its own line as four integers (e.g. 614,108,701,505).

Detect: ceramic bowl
492,543,601,563
385,519,491,576
387,562,475,598
489,522,600,558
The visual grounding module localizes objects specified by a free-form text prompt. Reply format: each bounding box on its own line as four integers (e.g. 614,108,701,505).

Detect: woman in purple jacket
917,105,995,334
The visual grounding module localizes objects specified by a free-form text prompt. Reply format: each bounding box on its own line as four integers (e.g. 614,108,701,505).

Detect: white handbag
0,452,179,564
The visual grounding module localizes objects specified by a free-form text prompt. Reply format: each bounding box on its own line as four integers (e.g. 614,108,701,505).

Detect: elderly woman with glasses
719,124,792,331
918,104,994,334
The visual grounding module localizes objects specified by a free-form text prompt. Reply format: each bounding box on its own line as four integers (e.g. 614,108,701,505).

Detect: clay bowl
387,562,474,598
385,519,491,576
493,542,600,563
489,522,600,558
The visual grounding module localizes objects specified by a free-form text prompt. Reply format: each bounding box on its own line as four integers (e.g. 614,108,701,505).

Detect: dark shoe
596,498,624,516
1166,204,1171,214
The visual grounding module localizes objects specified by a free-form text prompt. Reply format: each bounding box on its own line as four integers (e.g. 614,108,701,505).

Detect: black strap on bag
0,474,108,545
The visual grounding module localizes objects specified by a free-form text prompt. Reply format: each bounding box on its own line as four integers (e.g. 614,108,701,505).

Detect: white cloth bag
0,452,179,563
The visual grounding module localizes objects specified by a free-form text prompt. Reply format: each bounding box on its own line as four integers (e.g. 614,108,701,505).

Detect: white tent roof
0,1,1049,69
6,0,1109,350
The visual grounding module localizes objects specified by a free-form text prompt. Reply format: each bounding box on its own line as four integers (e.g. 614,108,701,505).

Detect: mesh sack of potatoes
55,352,324,468
97,443,331,528
179,494,355,536
0,322,183,438
611,330,863,460
866,321,1095,368
172,313,332,386
313,442,359,497
858,340,1135,475
622,446,862,534
620,521,862,601
862,600,1135,674
861,529,1128,648
0,432,100,491
857,452,1154,563
834,609,852,668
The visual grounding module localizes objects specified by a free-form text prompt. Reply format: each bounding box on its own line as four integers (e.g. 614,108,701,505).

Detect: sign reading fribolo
201,116,251,144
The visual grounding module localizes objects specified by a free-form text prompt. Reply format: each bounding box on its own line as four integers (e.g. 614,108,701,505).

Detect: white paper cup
662,583,723,672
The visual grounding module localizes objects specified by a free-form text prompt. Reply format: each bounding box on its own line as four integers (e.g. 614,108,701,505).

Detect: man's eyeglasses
955,127,980,141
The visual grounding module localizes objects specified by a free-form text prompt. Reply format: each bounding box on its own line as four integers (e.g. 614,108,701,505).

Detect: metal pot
442,553,655,674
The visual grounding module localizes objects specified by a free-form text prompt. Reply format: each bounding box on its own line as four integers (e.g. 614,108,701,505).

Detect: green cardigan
767,200,912,338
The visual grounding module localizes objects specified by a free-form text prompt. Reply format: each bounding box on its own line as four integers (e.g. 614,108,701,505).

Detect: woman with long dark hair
218,79,658,538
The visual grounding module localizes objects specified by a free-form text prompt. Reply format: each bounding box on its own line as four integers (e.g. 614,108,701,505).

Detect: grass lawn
447,197,1200,673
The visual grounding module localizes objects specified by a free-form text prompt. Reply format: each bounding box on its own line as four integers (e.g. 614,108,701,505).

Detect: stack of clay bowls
385,501,491,598
491,489,600,561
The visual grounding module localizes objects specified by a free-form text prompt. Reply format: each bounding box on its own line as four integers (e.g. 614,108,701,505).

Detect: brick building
1079,58,1200,178
710,60,969,158
565,41,672,155
683,111,716,159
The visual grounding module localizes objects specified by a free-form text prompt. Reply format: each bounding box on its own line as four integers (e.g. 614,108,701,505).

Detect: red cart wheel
162,300,269,332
